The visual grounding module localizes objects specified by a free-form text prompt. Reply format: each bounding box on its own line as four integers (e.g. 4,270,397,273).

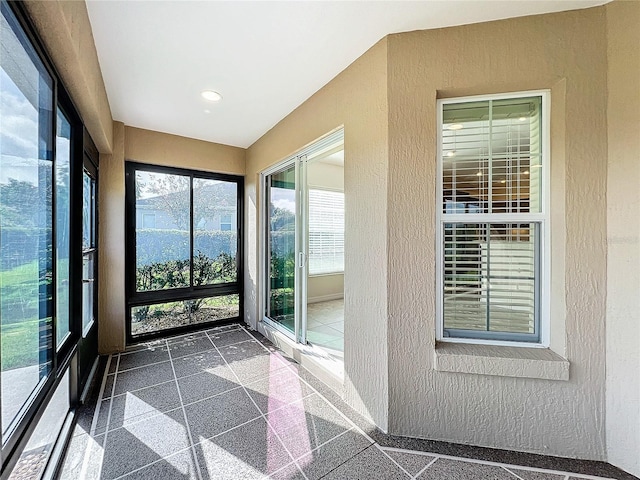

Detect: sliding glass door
264,163,301,338
263,130,344,354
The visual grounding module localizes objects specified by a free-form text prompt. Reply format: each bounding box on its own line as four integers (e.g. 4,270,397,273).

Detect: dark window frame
124,161,244,343
0,1,96,477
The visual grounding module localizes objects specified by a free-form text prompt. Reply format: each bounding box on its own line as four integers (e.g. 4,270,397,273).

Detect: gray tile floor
59,324,633,480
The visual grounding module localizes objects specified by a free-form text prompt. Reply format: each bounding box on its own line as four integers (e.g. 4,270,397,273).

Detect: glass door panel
1,0,55,441
265,164,297,334
304,146,345,356
56,109,72,348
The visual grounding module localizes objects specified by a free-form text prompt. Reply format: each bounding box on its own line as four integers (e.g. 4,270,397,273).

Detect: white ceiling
86,0,608,149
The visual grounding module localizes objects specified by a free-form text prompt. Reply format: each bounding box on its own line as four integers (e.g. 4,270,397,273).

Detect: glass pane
308,189,344,275
8,370,70,480
1,2,54,440
193,178,238,285
131,294,240,337
56,109,71,347
443,223,538,338
82,171,93,250
265,165,296,333
135,171,191,291
82,252,95,331
442,96,542,214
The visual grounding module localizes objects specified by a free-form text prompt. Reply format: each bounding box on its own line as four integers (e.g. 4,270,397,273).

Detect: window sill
434,342,569,381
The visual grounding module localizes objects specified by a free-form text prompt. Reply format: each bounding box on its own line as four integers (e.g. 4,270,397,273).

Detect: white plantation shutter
308,189,344,275
439,93,546,343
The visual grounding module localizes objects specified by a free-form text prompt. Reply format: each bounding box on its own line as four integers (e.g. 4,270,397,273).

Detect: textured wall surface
386,8,608,459
605,0,640,476
24,0,113,154
125,127,245,175
98,122,126,353
245,39,390,430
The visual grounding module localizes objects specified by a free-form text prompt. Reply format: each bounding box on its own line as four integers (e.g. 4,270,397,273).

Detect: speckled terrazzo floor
58,324,637,480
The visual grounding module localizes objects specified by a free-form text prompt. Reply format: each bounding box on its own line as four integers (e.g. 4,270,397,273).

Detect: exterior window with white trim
437,92,549,344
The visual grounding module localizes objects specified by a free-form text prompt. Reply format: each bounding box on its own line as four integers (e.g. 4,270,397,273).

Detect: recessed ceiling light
519,117,527,122
522,170,530,175
448,124,464,131
476,171,483,177
201,90,222,102
446,151,456,157
204,109,211,114
500,179,506,184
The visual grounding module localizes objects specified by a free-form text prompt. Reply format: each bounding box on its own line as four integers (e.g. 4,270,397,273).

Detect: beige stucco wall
386,8,608,459
24,0,113,154
245,39,390,430
125,127,245,175
97,127,245,353
98,122,126,353
605,0,640,476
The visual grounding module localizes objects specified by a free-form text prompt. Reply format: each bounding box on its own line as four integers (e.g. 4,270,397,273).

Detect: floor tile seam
373,443,414,478
109,444,200,480
204,329,305,479
286,374,375,444
239,324,375,444
106,377,175,398
267,459,305,479
383,447,617,480
109,364,239,397
77,354,114,479
284,426,357,465
94,403,188,435
501,464,529,480
114,358,172,374
166,337,204,480
211,335,263,349
308,324,343,336
193,414,266,447
411,456,439,479
492,459,617,480
315,442,377,480
98,353,121,480
251,391,317,418
90,354,113,435
118,346,171,358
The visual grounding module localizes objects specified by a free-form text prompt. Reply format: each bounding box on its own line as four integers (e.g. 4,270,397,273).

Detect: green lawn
1,260,56,371
1,319,41,371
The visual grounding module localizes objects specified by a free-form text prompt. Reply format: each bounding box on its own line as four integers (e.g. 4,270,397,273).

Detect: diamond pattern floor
59,324,632,480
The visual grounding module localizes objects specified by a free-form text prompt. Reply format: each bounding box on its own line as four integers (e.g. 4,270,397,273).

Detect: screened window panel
443,223,538,336
308,189,344,275
440,94,545,342
442,96,542,215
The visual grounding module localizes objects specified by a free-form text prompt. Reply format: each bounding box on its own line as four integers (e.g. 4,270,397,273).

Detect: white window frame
436,90,551,348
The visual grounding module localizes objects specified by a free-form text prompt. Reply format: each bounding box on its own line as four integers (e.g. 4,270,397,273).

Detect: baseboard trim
307,293,344,304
